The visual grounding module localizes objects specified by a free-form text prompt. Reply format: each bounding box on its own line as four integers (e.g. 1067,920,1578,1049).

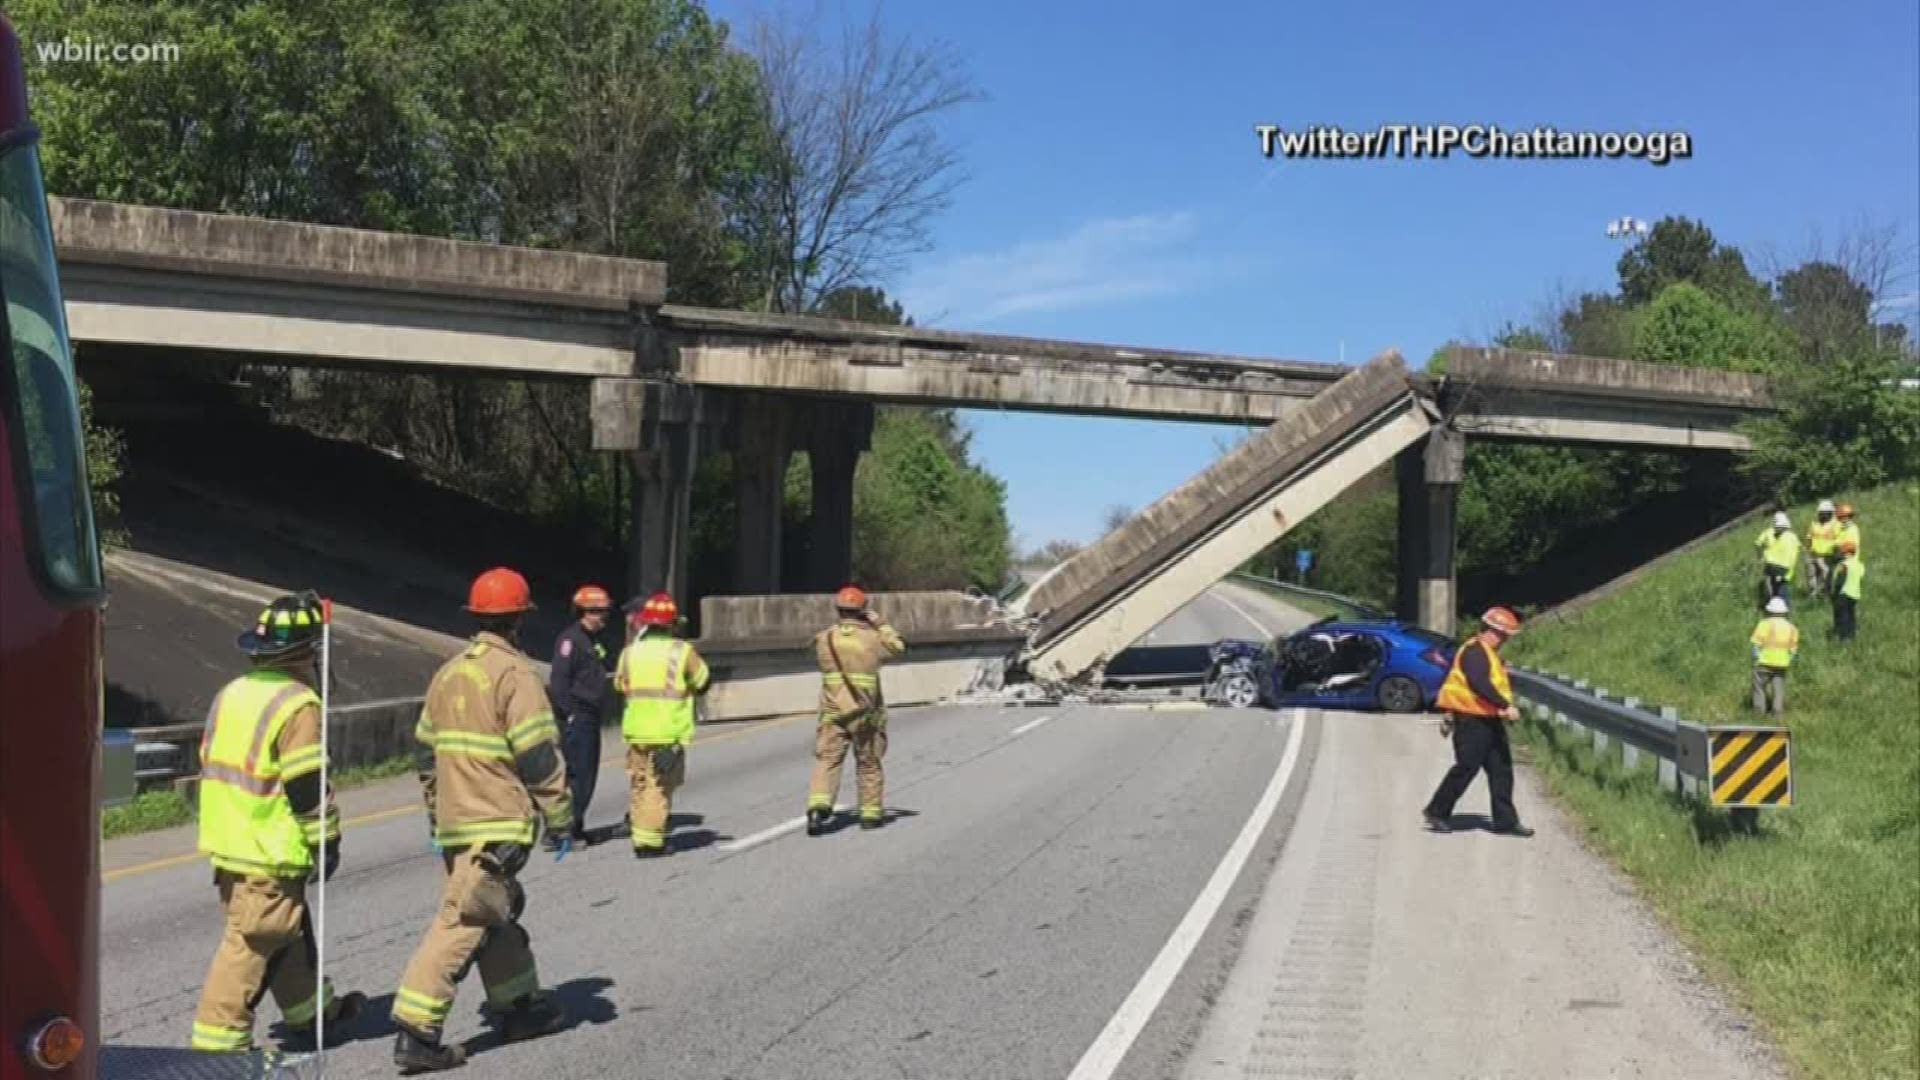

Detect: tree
1776,260,1874,364
1556,292,1638,358
1631,282,1785,373
1617,216,1769,312
737,3,980,313
1739,343,1920,500
815,284,911,325
78,379,127,550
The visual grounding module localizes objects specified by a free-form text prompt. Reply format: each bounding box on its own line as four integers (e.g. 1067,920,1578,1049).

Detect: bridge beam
1396,426,1464,636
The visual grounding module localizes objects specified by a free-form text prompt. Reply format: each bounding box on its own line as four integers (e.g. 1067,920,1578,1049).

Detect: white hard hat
1773,512,1792,530
1765,596,1789,615
1818,500,1835,513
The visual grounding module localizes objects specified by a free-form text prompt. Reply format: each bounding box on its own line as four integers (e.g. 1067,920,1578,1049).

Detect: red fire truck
0,12,107,1079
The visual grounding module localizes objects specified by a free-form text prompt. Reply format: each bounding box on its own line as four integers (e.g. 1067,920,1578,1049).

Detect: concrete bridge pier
804,400,874,592
1396,425,1464,636
730,392,795,595
595,377,703,605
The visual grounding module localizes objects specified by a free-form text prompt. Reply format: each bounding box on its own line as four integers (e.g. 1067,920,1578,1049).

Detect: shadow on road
455,977,619,1062
814,807,921,836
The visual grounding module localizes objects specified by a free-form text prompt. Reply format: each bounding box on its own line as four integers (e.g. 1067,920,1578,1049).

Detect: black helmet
238,591,325,658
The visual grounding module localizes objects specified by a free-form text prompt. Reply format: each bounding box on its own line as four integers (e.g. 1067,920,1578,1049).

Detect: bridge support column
1396,426,1463,635
731,392,795,595
610,382,699,605
806,401,874,592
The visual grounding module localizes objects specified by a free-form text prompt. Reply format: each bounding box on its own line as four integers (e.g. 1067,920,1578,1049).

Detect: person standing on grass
1750,595,1798,717
1831,539,1864,643
1422,606,1533,838
1754,511,1800,603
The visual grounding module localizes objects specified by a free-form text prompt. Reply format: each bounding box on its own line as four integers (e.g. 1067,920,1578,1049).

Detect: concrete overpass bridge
53,196,1775,683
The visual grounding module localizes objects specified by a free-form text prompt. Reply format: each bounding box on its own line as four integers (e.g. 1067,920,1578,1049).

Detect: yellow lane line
103,713,810,884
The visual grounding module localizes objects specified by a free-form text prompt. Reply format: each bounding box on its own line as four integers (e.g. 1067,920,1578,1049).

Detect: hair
475,613,522,638
251,643,318,670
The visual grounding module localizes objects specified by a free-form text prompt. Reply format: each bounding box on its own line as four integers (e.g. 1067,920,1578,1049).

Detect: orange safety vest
1436,637,1512,718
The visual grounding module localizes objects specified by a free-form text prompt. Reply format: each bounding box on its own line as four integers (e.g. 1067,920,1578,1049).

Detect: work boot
859,814,885,831
1421,811,1452,833
281,990,367,1051
805,807,832,836
1490,822,1535,838
500,992,570,1043
393,1028,467,1074
633,845,667,860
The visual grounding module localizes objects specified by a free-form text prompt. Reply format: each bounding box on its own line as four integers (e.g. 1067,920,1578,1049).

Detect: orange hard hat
466,567,534,615
572,584,611,611
636,592,678,627
835,584,868,610
1837,503,1854,519
1481,606,1522,635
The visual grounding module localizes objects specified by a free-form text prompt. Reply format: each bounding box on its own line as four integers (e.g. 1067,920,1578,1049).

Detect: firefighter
806,586,906,836
1806,500,1841,594
1750,595,1799,716
1754,511,1800,602
391,568,574,1074
1831,539,1864,642
1422,606,1533,838
614,592,711,858
546,585,616,848
191,591,367,1054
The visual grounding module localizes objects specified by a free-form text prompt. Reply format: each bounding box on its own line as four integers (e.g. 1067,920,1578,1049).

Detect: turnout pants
1423,715,1519,830
1834,595,1858,641
1752,666,1788,715
392,845,540,1042
627,744,685,851
808,711,888,822
191,873,338,1052
560,709,602,837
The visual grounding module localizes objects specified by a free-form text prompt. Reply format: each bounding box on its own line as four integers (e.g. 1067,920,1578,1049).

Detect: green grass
1508,483,1920,1080
1233,575,1371,622
100,752,419,840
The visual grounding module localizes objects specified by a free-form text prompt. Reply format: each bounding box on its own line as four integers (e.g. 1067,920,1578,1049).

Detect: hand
552,835,573,863
1502,706,1521,722
430,840,444,857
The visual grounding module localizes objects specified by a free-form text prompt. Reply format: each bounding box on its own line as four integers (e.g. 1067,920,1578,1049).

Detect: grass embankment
100,754,417,840
1508,484,1920,1080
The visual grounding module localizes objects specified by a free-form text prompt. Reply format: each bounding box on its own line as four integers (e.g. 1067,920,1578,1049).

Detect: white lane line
1064,708,1311,1080
1209,585,1273,638
717,807,849,854
1011,715,1053,737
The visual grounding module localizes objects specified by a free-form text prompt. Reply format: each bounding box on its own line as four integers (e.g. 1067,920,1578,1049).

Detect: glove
552,835,573,863
430,840,444,857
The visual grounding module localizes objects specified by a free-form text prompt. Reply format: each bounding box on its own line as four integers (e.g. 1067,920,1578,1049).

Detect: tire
1377,675,1423,714
1217,671,1261,710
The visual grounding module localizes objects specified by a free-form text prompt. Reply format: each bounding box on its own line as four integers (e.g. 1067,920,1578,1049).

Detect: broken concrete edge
1445,346,1775,409
697,627,1029,657
1028,352,1417,639
51,196,667,310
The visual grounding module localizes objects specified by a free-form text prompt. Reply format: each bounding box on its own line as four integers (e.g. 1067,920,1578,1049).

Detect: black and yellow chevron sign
1709,728,1793,808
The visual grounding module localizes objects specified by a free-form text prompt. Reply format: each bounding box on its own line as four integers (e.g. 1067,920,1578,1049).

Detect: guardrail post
1621,697,1642,772
1591,688,1611,756
1661,706,1693,797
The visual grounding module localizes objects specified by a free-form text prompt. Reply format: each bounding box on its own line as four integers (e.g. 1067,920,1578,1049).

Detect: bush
1740,346,1920,501
78,378,127,549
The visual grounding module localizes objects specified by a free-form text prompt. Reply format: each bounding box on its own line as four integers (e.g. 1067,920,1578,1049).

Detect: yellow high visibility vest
1836,522,1861,555
197,671,325,877
1807,519,1840,556
1435,638,1511,718
1838,556,1865,600
619,635,700,746
1758,528,1800,573
1750,617,1799,670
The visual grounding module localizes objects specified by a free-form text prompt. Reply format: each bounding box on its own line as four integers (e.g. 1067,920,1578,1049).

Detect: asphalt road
100,584,1310,1080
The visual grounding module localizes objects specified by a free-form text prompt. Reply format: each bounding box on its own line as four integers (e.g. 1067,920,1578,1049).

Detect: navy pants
560,708,602,837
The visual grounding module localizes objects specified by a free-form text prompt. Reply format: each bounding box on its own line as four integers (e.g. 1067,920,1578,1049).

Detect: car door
1319,631,1387,709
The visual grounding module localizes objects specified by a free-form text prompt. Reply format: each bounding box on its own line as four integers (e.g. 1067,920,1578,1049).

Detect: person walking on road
1831,539,1864,643
614,592,711,858
1750,595,1799,717
806,586,907,836
1422,606,1533,838
191,592,366,1054
1806,500,1841,594
546,585,616,848
391,568,575,1074
1755,511,1800,603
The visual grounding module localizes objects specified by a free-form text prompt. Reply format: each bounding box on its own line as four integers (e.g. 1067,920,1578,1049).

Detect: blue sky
713,0,1920,551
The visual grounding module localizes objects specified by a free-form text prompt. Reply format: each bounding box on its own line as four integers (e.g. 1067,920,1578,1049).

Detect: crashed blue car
1203,618,1456,713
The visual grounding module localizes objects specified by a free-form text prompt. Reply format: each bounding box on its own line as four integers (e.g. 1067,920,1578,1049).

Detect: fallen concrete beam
1021,352,1433,683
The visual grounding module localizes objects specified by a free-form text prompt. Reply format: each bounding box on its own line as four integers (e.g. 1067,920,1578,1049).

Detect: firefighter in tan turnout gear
614,592,712,858
191,591,366,1054
391,568,575,1074
806,586,907,835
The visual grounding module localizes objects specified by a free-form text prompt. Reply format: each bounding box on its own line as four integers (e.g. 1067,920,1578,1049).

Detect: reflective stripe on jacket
617,632,710,746
1750,616,1800,670
418,633,572,847
1435,637,1511,718
198,671,328,877
814,619,906,722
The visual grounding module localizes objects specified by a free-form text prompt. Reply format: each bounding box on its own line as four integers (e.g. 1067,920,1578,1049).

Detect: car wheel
1217,671,1261,709
1377,675,1423,713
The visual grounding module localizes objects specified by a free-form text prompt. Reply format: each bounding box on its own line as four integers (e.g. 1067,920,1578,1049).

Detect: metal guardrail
1231,573,1392,621
1509,666,1793,817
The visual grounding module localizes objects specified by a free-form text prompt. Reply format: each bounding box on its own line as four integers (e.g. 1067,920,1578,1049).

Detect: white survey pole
314,596,333,1074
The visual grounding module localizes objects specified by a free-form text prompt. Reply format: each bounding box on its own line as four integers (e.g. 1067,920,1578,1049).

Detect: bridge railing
1508,666,1794,818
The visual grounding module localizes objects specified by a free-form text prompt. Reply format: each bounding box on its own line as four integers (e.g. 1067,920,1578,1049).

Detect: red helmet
835,584,868,610
466,567,534,615
572,584,611,611
1481,606,1522,635
636,592,678,627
